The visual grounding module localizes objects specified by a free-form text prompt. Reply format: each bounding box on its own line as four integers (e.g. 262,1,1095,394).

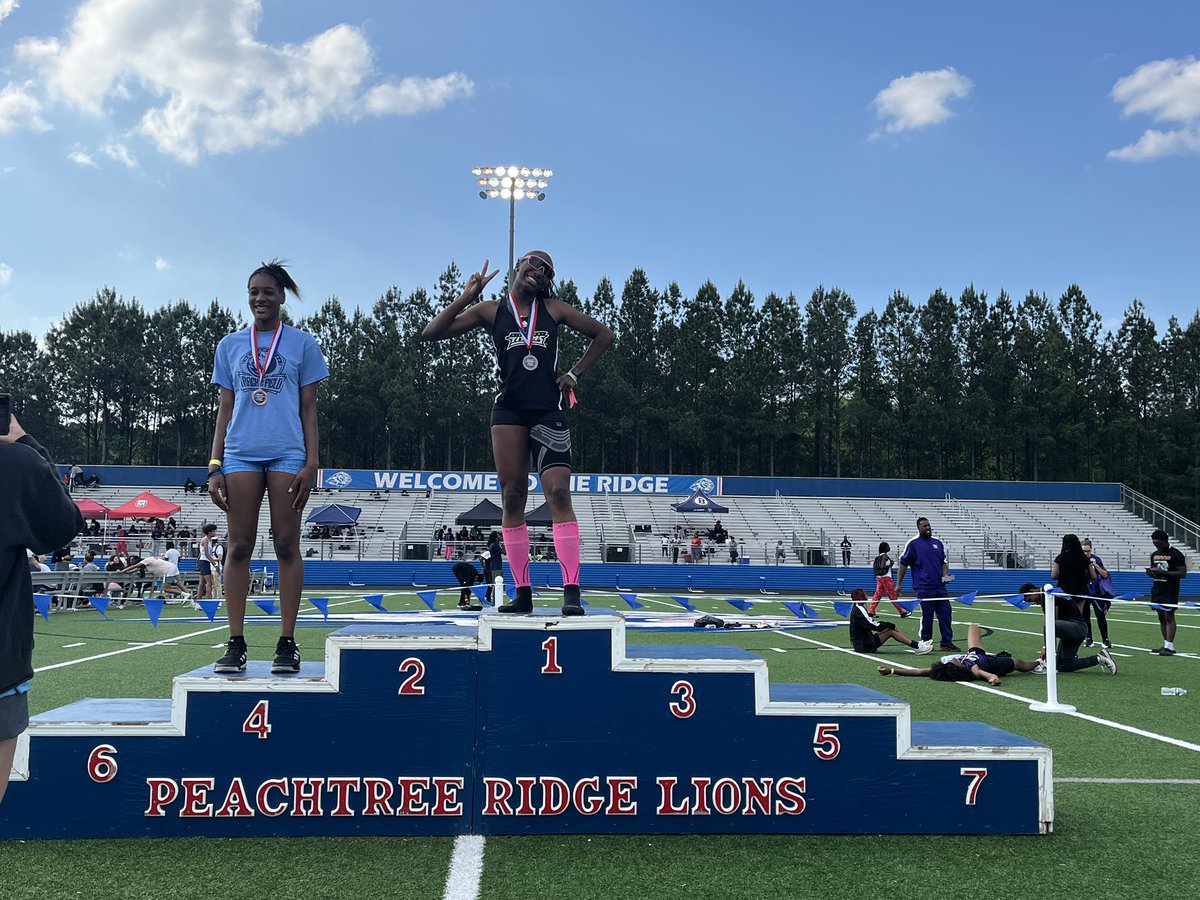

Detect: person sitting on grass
876,622,1044,685
848,587,932,655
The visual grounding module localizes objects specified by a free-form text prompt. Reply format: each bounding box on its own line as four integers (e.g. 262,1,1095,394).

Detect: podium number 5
813,723,840,760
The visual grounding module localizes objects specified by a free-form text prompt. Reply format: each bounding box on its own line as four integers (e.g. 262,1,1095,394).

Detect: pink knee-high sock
502,524,531,588
553,520,581,586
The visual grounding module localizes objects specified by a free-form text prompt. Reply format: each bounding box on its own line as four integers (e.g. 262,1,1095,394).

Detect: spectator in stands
88,519,101,537
483,531,504,602
1019,582,1116,674
81,552,104,603
114,525,127,558
68,463,84,489
728,535,739,564
82,473,99,487
848,588,930,655
877,622,1044,684
421,252,614,617
840,534,852,566
670,535,680,564
869,541,908,618
27,550,49,573
1,413,84,805
690,532,703,563
661,534,669,559
1146,529,1187,656
184,477,198,493
207,260,329,676
452,560,484,610
1080,538,1113,648
896,517,959,652
774,540,786,564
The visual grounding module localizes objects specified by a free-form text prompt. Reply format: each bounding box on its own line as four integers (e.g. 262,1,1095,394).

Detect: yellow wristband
208,458,222,468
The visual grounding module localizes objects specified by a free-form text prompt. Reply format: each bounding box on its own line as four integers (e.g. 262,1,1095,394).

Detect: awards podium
1,610,1052,838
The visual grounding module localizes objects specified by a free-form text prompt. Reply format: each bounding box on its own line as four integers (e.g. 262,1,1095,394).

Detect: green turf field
3,590,1197,900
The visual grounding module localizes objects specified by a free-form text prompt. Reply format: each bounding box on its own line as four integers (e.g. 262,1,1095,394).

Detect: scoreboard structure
1,609,1052,838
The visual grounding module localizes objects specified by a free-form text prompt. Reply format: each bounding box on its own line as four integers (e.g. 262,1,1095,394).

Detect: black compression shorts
491,405,572,474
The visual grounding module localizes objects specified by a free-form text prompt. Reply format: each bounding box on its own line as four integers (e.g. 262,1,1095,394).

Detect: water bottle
1160,687,1188,696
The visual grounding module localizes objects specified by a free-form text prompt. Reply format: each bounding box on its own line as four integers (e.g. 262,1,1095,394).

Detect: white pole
1029,582,1076,713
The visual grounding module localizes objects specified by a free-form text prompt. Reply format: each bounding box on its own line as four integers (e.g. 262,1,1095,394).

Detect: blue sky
1,0,1198,338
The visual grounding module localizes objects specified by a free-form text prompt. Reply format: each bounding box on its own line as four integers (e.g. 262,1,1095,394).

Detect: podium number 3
669,680,697,718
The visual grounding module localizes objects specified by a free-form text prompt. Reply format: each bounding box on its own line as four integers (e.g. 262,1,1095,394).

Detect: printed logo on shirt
504,331,550,351
237,349,288,394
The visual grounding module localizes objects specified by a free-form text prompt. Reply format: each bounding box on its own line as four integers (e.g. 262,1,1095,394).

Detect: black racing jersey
491,294,563,410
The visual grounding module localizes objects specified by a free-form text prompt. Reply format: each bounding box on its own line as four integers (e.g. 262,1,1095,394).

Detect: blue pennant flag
470,585,489,604
89,596,110,618
198,600,220,622
1150,603,1176,612
1183,601,1198,608
782,601,812,619
416,590,438,611
505,585,517,599
619,592,644,609
308,597,329,619
896,599,920,613
953,591,977,606
725,598,753,611
1114,593,1141,602
34,593,52,621
833,601,853,618
1003,593,1032,610
363,593,387,612
252,598,279,616
143,598,164,628
672,596,696,611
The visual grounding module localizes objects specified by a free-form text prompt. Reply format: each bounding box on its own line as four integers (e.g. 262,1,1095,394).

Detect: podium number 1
541,637,563,674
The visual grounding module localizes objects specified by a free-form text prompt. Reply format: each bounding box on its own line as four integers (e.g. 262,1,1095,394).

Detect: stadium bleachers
67,483,1190,571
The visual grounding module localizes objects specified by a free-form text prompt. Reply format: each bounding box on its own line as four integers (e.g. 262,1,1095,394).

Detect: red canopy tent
108,491,182,519
75,498,112,518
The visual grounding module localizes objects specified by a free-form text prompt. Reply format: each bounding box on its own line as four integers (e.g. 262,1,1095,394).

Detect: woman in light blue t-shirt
206,260,329,677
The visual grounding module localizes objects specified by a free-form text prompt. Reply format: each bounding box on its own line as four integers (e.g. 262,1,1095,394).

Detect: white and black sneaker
271,636,301,674
1096,646,1118,675
213,637,247,674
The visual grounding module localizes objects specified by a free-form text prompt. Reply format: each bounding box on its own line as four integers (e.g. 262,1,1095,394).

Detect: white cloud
68,149,98,167
102,141,138,168
0,81,50,134
0,1,18,26
871,67,973,137
154,256,169,271
14,0,474,163
0,263,12,289
363,72,474,116
1108,56,1200,162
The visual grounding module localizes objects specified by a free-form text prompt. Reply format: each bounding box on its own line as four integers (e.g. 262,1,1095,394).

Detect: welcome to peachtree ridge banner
318,470,721,496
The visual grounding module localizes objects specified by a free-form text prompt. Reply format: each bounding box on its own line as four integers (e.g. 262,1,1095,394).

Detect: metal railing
1122,484,1200,551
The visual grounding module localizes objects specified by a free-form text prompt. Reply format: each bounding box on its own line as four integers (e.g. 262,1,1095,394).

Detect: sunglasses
522,255,554,279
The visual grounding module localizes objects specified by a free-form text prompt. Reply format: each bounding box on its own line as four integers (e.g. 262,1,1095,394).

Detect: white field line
1055,777,1200,784
771,628,1200,754
34,595,380,673
443,834,485,900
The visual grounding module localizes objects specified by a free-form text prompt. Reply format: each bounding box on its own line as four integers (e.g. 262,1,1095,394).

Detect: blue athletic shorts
198,560,212,576
223,455,307,476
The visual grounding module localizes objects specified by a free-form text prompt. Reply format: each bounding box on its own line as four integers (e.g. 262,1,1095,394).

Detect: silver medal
522,354,539,371
252,388,269,406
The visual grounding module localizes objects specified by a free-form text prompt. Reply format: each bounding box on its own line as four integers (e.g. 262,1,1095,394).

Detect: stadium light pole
471,165,552,288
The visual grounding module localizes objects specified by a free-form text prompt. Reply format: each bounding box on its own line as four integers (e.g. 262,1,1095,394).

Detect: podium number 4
242,700,272,739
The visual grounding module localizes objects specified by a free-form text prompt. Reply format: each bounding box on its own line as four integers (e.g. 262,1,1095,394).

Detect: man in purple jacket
895,516,959,652
1,412,84,804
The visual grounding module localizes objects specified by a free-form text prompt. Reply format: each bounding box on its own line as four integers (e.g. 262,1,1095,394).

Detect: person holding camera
0,409,85,804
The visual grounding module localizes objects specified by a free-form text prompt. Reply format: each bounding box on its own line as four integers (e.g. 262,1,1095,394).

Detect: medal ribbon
508,292,538,355
250,321,284,389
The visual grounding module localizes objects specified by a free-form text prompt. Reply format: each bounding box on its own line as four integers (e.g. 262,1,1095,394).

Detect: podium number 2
813,723,840,760
961,767,988,805
399,658,427,695
541,637,563,674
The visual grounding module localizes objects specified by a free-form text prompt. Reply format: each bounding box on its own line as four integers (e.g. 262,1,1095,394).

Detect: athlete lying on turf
876,622,1043,685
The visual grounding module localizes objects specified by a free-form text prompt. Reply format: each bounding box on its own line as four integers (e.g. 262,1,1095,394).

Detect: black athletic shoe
499,585,533,614
1153,647,1176,656
562,584,585,616
940,643,962,652
213,637,247,674
271,636,301,674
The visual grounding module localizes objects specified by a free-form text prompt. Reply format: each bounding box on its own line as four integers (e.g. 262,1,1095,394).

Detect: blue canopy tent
671,490,729,514
305,503,363,526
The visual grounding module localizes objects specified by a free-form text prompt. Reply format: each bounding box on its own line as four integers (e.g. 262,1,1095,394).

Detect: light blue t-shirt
212,324,329,462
